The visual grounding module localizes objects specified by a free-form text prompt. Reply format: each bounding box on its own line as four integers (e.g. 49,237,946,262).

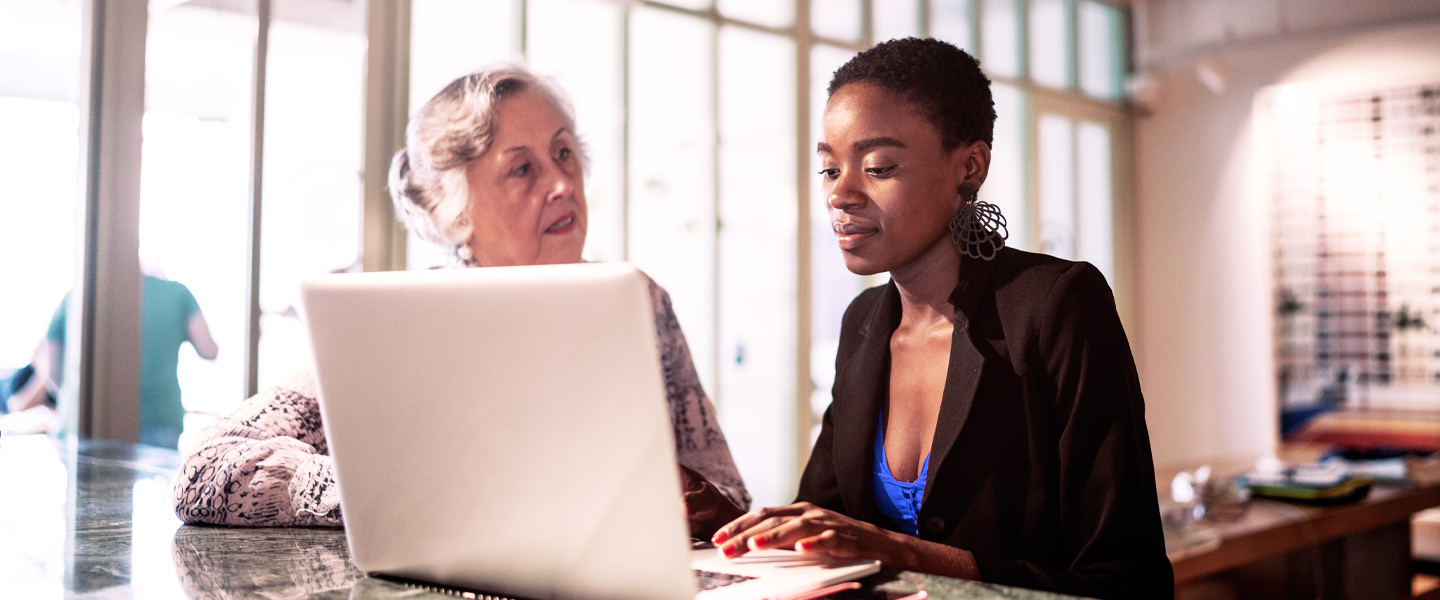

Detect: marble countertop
0,434,1087,599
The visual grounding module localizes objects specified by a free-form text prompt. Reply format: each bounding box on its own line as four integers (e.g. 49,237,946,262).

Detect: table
0,434,1089,599
1167,473,1440,599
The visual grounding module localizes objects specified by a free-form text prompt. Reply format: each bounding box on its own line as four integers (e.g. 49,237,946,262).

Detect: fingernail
798,540,812,551
749,535,765,550
721,542,737,557
712,530,728,544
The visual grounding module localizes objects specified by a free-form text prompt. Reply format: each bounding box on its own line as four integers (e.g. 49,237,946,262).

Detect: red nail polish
798,541,811,551
722,543,737,557
713,530,728,544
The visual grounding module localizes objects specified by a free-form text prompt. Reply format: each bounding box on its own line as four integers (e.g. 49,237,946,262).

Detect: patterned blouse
172,274,750,527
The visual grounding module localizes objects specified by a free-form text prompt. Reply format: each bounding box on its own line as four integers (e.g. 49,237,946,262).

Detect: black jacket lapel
831,282,902,522
922,254,1000,508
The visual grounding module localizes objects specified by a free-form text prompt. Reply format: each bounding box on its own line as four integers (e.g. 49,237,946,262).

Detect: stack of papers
1239,462,1373,503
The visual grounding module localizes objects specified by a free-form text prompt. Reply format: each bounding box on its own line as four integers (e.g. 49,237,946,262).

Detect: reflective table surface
0,434,1088,599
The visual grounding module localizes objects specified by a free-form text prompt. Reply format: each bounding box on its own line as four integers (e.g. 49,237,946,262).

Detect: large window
254,8,366,389
141,1,258,445
16,0,1131,495
0,1,370,446
138,0,367,445
404,0,1131,506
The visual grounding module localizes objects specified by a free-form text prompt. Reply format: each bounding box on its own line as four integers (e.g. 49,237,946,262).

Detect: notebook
299,263,880,600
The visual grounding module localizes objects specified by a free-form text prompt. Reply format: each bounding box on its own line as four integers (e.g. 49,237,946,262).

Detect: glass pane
986,82,1027,251
1078,0,1121,99
812,0,863,42
1028,0,1070,89
809,44,871,443
141,2,257,447
528,0,625,262
407,0,520,269
410,0,518,108
0,98,78,363
872,0,921,43
1037,113,1075,258
258,10,367,390
718,26,796,508
930,0,974,55
719,0,794,29
981,0,1019,78
1077,121,1113,282
0,1,80,434
628,8,717,394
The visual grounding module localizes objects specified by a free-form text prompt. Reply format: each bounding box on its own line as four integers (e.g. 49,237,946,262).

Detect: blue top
872,414,929,536
48,276,200,449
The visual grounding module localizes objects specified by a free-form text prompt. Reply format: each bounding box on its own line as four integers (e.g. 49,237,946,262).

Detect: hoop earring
948,184,1008,261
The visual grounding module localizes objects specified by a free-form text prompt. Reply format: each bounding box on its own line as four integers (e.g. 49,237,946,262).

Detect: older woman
712,39,1171,599
172,65,749,535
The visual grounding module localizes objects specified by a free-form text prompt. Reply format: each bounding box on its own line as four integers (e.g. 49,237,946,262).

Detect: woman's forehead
492,90,570,143
821,84,938,150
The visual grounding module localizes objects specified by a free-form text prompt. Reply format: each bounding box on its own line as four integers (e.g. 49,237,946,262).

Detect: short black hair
828,37,995,151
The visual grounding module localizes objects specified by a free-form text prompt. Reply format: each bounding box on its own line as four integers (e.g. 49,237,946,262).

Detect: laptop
299,263,880,600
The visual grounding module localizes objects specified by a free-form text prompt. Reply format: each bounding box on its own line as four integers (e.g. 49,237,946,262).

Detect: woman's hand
710,502,980,580
679,464,745,538
711,502,911,563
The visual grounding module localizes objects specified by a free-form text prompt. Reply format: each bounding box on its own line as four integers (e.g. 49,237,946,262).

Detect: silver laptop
299,263,879,600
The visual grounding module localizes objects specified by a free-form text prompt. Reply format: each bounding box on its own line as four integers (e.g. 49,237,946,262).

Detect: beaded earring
452,243,479,268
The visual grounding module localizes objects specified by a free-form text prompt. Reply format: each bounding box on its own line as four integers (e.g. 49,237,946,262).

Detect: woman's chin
540,244,587,265
840,252,888,277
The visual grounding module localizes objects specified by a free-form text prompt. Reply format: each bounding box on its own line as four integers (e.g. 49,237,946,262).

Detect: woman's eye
865,165,896,176
557,147,571,161
510,163,531,177
818,168,839,180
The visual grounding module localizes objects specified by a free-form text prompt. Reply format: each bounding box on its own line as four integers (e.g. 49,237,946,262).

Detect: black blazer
797,247,1173,600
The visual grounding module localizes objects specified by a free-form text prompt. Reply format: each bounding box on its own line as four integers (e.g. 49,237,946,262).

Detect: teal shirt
48,276,201,445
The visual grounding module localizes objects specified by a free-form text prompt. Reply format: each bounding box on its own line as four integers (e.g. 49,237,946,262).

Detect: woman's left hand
711,502,915,566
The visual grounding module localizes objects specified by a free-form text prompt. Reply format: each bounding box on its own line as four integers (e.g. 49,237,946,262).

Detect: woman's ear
953,140,991,191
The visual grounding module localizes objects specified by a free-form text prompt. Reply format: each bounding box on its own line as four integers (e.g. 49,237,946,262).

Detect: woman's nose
545,165,576,203
828,171,864,210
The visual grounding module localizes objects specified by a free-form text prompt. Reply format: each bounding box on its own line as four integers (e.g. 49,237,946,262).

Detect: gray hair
388,64,584,247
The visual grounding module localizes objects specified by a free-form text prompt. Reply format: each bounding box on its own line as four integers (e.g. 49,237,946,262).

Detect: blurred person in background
2,271,218,447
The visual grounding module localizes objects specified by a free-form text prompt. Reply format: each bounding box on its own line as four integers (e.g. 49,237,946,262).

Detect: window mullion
1064,0,1077,91
242,0,271,399
795,0,816,505
710,18,722,405
73,0,148,442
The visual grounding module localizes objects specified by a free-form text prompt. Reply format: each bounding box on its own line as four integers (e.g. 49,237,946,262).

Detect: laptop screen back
300,263,694,600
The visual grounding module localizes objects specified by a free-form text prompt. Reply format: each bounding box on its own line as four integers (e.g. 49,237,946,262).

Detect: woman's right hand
711,502,979,579
711,502,906,561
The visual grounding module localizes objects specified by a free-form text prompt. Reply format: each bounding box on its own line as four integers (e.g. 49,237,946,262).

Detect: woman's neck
891,240,962,330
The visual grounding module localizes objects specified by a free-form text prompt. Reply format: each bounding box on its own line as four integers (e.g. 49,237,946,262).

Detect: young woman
714,38,1172,600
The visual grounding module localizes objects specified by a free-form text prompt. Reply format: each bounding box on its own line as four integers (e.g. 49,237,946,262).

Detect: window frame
59,0,1135,477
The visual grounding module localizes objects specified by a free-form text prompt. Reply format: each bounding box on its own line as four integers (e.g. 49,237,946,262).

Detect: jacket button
924,516,945,535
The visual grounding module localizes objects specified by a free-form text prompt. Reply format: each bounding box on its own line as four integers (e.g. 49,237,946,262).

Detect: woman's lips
833,221,877,250
545,212,577,235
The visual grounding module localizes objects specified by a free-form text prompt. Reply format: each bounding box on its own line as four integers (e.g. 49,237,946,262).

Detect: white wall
1130,0,1440,470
